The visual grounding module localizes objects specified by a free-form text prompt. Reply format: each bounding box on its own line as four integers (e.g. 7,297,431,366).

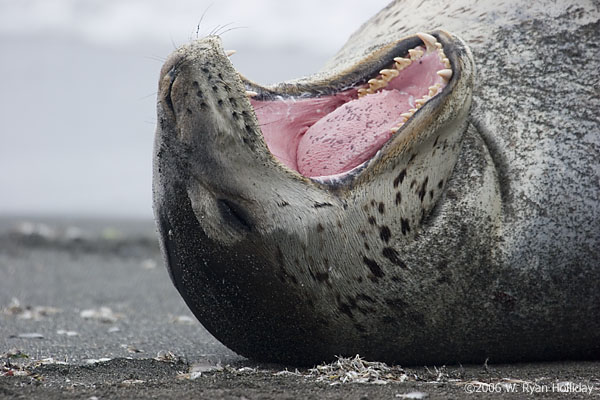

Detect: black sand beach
1,217,598,399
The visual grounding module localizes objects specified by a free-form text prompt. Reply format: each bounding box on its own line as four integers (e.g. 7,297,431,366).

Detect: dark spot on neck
401,218,411,235
363,256,385,281
385,297,407,310
418,177,429,202
338,302,354,319
379,226,391,243
395,192,402,205
315,271,329,282
393,169,407,188
356,294,376,303
382,247,407,268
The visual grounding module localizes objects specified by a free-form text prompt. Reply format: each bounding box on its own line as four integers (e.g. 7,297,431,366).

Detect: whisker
144,55,167,63
196,3,214,39
138,91,158,101
209,24,222,36
217,26,248,36
213,21,235,36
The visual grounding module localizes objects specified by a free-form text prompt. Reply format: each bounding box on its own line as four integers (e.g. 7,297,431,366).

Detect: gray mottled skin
153,0,600,366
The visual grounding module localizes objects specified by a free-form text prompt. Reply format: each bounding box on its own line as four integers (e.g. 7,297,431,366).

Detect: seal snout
157,37,261,150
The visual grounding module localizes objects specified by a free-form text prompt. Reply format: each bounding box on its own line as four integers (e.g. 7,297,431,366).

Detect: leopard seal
153,0,600,366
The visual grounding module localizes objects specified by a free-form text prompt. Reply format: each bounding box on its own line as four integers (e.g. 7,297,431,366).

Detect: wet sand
1,217,598,399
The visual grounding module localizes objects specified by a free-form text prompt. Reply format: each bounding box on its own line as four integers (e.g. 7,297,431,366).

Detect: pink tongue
296,90,412,177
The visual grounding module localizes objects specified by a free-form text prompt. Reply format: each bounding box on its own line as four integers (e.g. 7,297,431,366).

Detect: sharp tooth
394,57,412,70
400,112,413,119
394,57,411,64
245,90,258,97
368,78,386,91
428,84,440,96
417,32,437,51
408,108,417,113
391,126,400,133
415,96,431,107
225,49,236,57
435,42,443,49
357,88,369,97
408,48,424,60
437,69,453,81
442,58,451,68
380,68,399,81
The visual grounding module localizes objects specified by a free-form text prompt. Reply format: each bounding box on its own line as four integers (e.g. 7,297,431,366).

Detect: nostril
164,67,177,114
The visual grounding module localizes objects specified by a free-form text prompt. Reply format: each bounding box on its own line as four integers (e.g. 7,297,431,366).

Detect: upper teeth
354,33,454,135
416,32,437,51
380,69,400,81
437,69,452,81
408,48,424,60
394,57,412,70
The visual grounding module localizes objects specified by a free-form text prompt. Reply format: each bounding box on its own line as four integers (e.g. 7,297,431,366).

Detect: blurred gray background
0,0,391,219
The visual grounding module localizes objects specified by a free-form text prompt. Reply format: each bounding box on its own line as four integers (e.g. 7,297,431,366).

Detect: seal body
153,0,600,365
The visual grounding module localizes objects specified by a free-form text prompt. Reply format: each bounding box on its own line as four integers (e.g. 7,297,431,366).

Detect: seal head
153,31,479,365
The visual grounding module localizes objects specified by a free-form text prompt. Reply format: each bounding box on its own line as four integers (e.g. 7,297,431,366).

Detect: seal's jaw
157,31,473,190
248,32,453,180
239,31,472,188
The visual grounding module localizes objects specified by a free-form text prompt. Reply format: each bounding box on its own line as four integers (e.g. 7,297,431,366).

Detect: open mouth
244,33,452,180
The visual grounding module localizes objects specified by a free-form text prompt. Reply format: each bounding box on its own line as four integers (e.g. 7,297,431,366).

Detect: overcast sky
0,0,391,218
